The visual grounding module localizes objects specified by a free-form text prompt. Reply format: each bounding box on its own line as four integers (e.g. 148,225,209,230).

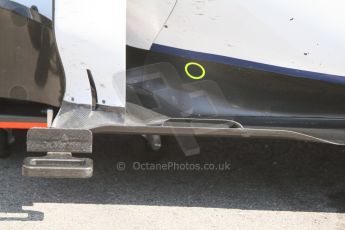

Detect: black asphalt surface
0,131,344,228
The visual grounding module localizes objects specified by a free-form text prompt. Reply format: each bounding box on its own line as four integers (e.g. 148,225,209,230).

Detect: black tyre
0,129,10,158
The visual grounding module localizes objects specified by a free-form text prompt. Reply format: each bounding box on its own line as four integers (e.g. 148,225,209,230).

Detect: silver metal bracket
27,128,92,153
24,128,93,178
143,135,162,151
22,152,93,178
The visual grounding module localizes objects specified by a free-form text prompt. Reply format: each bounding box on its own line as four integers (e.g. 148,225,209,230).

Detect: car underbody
1,0,345,178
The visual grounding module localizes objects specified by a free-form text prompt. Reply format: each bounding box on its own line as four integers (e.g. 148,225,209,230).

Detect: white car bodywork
54,0,126,107
127,0,176,50
128,0,345,79
1,0,345,148
15,0,345,79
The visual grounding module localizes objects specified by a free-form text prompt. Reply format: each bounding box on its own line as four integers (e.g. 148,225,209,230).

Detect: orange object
0,122,47,129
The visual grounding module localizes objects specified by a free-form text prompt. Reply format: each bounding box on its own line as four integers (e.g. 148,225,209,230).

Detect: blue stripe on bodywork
151,44,345,85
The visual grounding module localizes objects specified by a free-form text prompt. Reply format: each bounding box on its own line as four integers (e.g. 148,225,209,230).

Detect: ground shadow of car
0,131,344,221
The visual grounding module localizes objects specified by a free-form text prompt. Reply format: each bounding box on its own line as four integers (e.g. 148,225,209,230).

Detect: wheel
0,129,10,158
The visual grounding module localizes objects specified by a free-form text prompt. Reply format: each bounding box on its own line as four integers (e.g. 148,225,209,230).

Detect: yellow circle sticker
184,62,206,80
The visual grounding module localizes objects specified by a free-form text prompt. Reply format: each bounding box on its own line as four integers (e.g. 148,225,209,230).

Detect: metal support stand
23,128,93,178
143,135,162,151
22,152,93,178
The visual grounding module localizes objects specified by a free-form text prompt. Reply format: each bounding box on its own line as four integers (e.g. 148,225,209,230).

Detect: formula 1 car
0,0,345,178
